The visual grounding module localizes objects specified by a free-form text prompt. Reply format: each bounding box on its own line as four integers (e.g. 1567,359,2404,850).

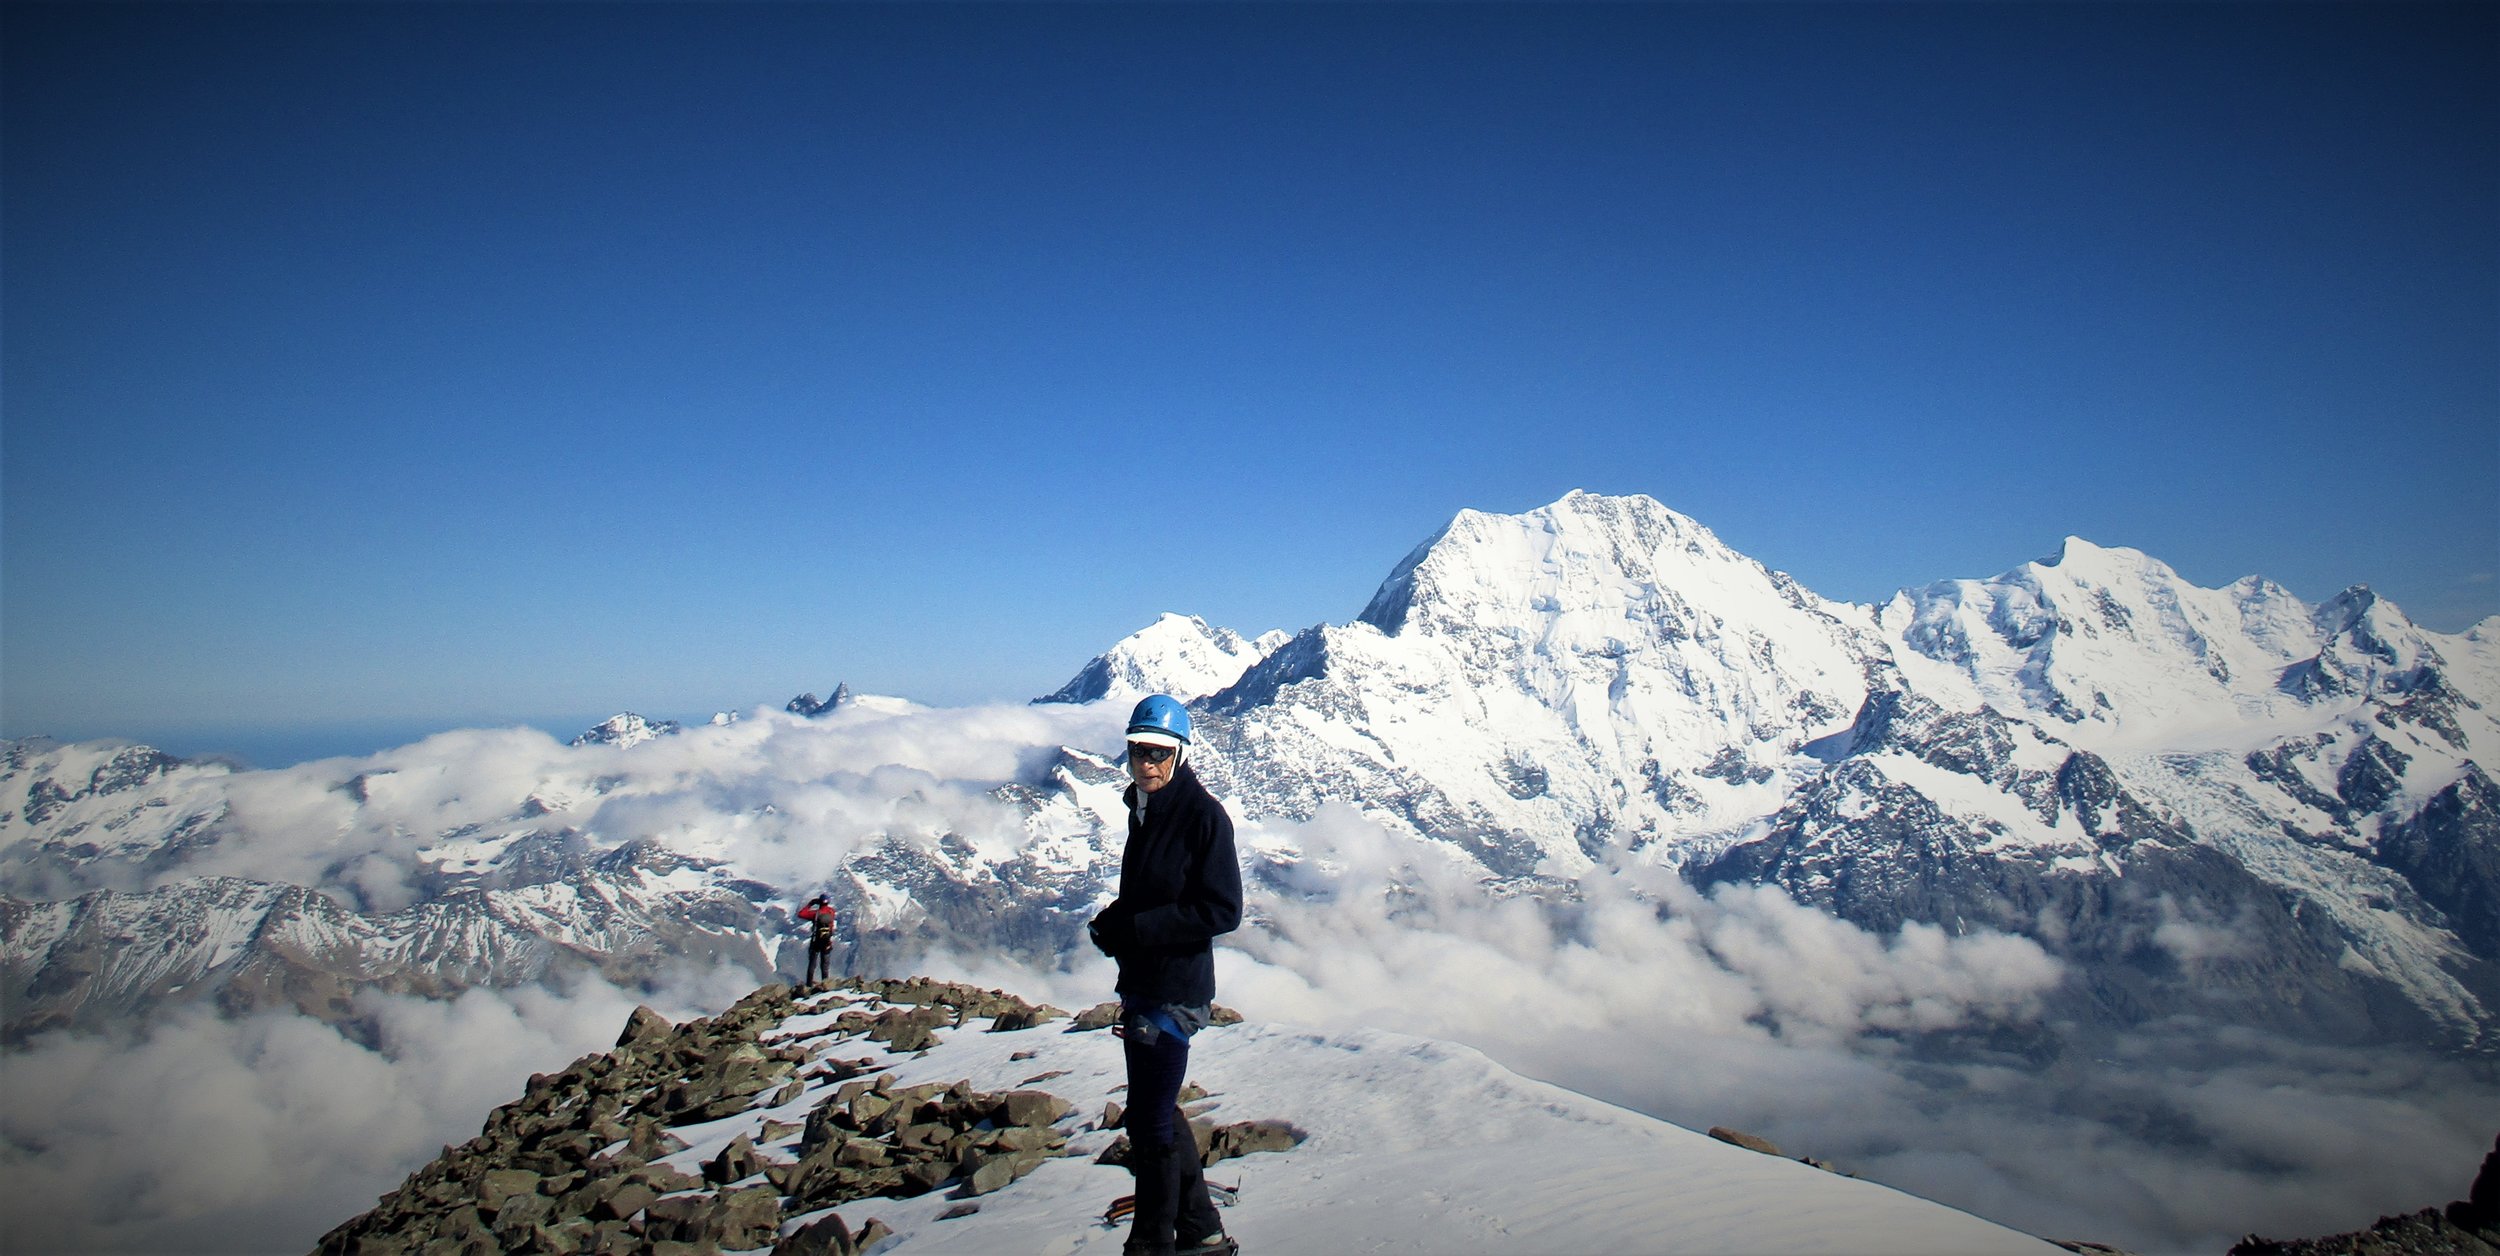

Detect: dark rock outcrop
313,978,1106,1256
2231,1134,2500,1256
1094,1117,1307,1171
2231,1209,2496,1256
785,687,851,719
1707,1126,1782,1157
2375,768,2500,957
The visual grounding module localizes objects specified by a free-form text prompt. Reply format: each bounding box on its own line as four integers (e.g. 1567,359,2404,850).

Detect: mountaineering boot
1171,1105,1235,1254
1123,1136,1180,1256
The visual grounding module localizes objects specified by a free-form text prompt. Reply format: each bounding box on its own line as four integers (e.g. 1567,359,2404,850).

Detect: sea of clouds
3,702,2494,1254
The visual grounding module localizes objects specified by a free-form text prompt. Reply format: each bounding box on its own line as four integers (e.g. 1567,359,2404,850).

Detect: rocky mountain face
786,687,853,719
0,738,783,1043
5,490,2494,1063
0,726,1135,1042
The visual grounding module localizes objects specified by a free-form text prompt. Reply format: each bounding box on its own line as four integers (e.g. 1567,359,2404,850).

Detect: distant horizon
12,715,653,773
17,484,2497,770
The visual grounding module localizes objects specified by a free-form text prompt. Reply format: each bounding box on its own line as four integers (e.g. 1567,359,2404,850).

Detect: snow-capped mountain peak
1195,492,1885,874
2310,585,2439,676
1034,613,1284,706
1881,536,2344,752
571,713,682,749
1357,489,1805,640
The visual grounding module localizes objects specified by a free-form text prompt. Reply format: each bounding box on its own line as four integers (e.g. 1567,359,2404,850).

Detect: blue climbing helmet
1126,693,1192,747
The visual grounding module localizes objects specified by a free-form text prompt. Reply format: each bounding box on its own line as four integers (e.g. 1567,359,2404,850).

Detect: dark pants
805,942,832,984
1122,1014,1222,1248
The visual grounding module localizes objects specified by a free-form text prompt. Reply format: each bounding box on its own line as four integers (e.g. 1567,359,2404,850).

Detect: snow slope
403,981,2071,1255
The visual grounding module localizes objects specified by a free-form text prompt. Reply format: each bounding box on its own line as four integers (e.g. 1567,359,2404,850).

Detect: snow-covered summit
2307,586,2445,692
1035,613,1287,706
1878,537,2314,751
1361,490,1808,634
1195,491,1884,874
1878,535,2494,759
571,713,683,749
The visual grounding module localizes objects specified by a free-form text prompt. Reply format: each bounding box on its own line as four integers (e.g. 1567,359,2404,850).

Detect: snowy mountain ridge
1880,535,2489,758
575,714,685,749
1157,491,2499,1048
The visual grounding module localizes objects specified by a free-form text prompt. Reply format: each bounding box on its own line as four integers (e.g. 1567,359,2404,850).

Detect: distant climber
1089,694,1243,1256
798,894,836,985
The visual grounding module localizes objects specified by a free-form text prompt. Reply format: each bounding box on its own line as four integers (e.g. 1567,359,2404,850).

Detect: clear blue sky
5,3,2494,764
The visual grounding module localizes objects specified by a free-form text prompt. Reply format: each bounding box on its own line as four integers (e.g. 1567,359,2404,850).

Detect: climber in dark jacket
1089,694,1242,1256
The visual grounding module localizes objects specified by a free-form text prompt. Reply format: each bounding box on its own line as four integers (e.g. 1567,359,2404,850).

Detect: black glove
1088,906,1135,957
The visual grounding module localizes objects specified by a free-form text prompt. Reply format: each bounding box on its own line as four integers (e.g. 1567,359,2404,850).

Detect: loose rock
617,1006,675,1049
771,1213,853,1256
315,981,1103,1256
1708,1126,1782,1157
476,1168,542,1214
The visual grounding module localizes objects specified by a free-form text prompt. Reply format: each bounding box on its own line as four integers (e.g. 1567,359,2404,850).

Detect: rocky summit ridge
314,974,2071,1256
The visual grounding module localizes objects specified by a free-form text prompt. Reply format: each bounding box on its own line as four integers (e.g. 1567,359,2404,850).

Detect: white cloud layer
0,960,757,1254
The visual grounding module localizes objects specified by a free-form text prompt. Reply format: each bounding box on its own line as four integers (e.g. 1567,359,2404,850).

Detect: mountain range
6,490,2493,1058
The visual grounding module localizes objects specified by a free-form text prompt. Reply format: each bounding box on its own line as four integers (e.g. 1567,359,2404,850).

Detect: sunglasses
1127,742,1178,766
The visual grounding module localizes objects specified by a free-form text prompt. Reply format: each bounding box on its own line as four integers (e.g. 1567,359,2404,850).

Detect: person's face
1127,741,1178,793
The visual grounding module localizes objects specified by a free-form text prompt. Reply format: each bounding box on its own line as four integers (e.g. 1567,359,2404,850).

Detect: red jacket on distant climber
798,900,835,946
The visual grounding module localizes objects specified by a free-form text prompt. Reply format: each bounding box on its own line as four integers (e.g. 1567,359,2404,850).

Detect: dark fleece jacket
1107,762,1242,1006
